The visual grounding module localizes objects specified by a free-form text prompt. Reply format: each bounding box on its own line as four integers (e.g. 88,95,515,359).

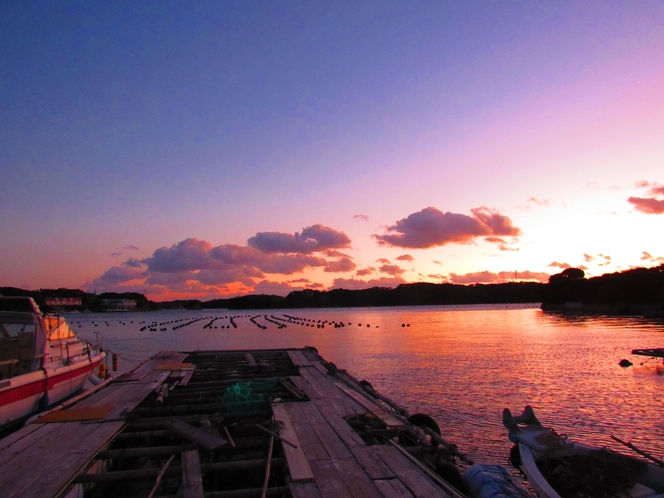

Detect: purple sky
2,2,663,300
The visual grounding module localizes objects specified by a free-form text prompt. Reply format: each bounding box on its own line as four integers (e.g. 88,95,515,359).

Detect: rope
536,428,568,449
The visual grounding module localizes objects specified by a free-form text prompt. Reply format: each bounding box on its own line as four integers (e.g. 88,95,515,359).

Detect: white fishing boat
504,406,664,498
0,296,106,430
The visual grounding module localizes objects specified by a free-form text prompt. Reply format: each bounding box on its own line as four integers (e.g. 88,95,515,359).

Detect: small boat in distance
0,296,106,431
503,406,664,498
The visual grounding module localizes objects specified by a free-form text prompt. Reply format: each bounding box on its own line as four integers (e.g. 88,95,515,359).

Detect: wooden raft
0,348,461,498
0,351,189,498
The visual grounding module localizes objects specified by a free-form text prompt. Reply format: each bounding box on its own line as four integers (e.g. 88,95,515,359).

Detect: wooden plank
291,375,324,401
0,423,62,467
155,362,192,370
299,403,352,460
311,360,331,377
290,481,323,498
312,401,366,449
349,446,396,480
302,368,365,418
244,353,258,366
334,384,404,429
32,405,113,423
282,403,330,461
371,445,450,498
115,351,187,382
373,479,415,498
83,371,170,420
310,459,354,498
180,367,195,387
0,421,97,498
288,350,312,366
271,403,314,482
164,419,229,451
17,421,125,498
181,450,205,498
330,456,383,498
0,423,45,452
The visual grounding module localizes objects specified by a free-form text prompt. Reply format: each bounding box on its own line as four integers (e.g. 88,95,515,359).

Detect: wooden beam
271,403,314,482
181,450,204,498
164,419,229,452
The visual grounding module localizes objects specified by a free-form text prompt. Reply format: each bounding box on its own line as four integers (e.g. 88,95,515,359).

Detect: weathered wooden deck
0,348,466,498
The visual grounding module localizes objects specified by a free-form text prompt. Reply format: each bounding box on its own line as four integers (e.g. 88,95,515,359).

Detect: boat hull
0,352,105,429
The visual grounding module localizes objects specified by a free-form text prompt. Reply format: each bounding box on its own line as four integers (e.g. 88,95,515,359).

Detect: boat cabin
0,297,78,380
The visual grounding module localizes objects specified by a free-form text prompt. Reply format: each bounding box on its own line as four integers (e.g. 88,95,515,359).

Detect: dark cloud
252,280,305,297
396,254,414,262
323,257,356,273
329,276,406,290
96,263,146,284
146,239,219,273
375,258,391,264
248,224,351,253
88,223,355,297
123,245,139,251
374,206,521,249
379,264,405,275
628,182,664,214
109,252,123,257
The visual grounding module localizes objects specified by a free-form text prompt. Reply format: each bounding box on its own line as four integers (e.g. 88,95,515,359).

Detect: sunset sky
2,2,663,301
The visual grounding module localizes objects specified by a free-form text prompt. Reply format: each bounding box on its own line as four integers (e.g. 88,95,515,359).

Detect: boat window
46,320,75,340
0,322,36,339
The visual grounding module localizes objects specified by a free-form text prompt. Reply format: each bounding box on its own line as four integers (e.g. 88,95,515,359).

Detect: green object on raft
222,378,278,413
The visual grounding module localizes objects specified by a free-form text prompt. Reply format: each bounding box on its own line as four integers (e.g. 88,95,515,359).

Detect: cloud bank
628,181,664,214
374,207,521,249
87,224,356,298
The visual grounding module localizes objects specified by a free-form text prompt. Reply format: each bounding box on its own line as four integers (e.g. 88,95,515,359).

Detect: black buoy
619,359,633,367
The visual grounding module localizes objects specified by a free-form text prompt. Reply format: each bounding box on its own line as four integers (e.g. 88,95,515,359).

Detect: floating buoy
619,359,633,367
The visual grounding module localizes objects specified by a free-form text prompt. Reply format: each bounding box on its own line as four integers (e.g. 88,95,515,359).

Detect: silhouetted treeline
219,282,545,309
541,265,664,311
3,265,662,313
0,287,154,312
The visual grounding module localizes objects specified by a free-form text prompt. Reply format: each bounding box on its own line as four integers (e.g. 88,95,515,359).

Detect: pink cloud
248,224,351,253
356,267,375,276
374,206,521,249
628,197,664,214
88,223,356,296
353,214,369,221
432,260,442,265
548,261,571,269
628,181,664,214
123,245,139,251
449,270,549,284
379,264,405,275
396,254,414,262
323,257,356,273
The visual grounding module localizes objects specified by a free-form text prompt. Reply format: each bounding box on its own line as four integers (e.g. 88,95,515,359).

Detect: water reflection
66,304,664,466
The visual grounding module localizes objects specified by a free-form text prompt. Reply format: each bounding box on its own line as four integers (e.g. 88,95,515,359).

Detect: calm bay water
66,304,664,466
